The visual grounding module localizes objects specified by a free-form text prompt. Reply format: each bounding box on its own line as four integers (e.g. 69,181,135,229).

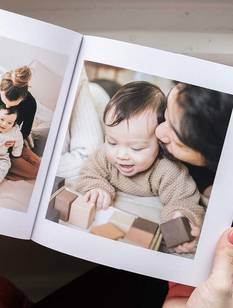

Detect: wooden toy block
90,223,125,240
69,196,96,229
153,234,163,251
160,217,193,248
149,227,161,250
54,188,77,221
123,218,159,248
109,211,136,232
46,198,60,223
51,176,65,195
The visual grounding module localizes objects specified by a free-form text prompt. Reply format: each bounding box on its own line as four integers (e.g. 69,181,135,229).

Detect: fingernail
227,230,233,245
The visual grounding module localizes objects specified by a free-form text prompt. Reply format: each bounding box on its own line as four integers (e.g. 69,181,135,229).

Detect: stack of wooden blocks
47,184,193,252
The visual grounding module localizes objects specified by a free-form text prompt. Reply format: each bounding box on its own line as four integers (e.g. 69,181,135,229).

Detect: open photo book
0,9,233,286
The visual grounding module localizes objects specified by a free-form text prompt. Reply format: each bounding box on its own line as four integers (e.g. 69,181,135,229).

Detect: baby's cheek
134,152,151,166
105,147,115,164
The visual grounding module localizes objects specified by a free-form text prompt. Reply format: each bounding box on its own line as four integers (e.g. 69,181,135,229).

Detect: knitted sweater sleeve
74,147,116,199
11,126,24,158
152,158,205,227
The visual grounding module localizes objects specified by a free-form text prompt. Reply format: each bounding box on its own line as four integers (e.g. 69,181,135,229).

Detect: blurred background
1,0,233,302
85,60,173,95
2,0,233,65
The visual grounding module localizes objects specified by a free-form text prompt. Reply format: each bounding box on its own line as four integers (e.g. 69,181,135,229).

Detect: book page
33,35,233,286
0,10,83,239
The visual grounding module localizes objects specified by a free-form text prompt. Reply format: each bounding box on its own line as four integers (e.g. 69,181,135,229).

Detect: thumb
207,227,233,296
186,228,233,308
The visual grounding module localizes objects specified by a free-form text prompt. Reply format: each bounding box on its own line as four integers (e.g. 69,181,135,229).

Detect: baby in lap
75,81,204,252
0,105,23,183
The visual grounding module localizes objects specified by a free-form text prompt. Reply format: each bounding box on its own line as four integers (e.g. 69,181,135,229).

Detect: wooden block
109,211,136,232
160,217,193,248
90,223,125,240
52,176,65,195
153,234,163,251
149,227,161,250
123,218,159,248
69,197,96,229
54,188,77,221
46,198,60,223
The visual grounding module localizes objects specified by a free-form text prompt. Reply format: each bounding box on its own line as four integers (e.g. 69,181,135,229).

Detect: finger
174,239,197,254
83,191,91,202
208,228,233,294
174,245,185,253
89,190,99,206
174,244,188,254
190,224,201,237
102,192,111,209
96,192,104,210
181,241,197,253
172,211,183,219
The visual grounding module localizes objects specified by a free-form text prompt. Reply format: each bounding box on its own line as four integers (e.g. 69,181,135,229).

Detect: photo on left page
45,59,233,260
0,36,68,212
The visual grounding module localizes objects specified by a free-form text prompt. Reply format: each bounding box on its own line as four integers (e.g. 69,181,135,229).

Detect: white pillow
89,82,110,126
33,100,53,130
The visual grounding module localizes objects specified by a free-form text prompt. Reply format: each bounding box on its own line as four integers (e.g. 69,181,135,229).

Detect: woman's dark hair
175,83,233,171
0,66,31,101
103,81,166,127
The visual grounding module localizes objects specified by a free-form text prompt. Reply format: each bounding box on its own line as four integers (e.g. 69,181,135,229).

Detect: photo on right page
45,60,233,259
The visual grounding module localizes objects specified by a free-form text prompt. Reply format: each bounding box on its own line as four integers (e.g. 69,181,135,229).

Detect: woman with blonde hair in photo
0,65,40,180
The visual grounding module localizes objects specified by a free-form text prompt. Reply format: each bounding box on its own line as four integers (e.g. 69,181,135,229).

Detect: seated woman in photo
0,66,40,181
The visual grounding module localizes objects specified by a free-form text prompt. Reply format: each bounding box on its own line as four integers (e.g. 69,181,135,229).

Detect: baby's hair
0,66,32,101
0,104,18,122
103,81,166,127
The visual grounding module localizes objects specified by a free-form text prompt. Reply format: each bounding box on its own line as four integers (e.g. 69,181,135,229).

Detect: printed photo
46,60,233,259
0,36,68,212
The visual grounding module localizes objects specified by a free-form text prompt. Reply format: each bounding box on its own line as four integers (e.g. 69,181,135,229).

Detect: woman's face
0,91,23,108
155,85,206,166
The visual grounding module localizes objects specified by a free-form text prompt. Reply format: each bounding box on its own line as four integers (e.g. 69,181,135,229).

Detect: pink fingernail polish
227,230,233,245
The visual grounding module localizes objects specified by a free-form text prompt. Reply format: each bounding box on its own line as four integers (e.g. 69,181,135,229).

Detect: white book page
33,35,233,286
0,10,83,239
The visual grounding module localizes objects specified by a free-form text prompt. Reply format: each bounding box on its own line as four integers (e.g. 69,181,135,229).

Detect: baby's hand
5,140,15,148
172,211,201,254
83,189,112,210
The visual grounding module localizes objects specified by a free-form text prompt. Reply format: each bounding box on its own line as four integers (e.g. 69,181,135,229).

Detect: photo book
0,8,233,286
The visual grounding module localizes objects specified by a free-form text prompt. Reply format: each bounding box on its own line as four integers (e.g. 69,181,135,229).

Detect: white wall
1,0,233,65
0,37,67,77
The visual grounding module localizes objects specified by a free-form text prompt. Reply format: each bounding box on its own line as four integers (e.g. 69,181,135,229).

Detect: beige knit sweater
75,146,205,227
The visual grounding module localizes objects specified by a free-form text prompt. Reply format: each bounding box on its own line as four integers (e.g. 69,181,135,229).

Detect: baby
0,105,23,183
75,81,205,252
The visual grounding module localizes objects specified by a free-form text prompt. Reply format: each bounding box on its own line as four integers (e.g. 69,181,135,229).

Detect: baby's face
104,109,159,177
0,110,16,133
